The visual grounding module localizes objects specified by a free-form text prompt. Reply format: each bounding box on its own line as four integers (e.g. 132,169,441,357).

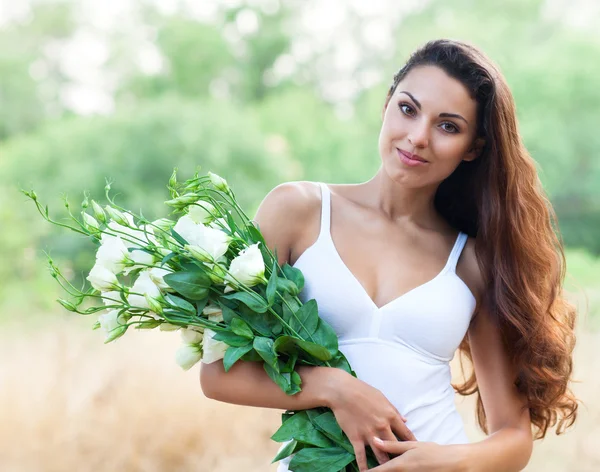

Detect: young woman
200,39,578,471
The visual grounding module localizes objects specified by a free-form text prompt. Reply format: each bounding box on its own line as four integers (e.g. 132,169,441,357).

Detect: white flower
159,323,180,331
188,202,216,225
224,243,265,292
98,309,127,342
152,218,175,233
202,304,223,320
101,291,122,306
127,270,162,309
175,343,203,370
181,327,204,344
95,236,129,274
148,267,174,291
208,217,228,231
173,215,200,245
202,329,228,364
123,248,155,275
87,263,119,291
102,212,139,246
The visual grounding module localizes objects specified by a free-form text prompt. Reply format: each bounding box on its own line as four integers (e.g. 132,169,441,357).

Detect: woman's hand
368,438,468,471
324,370,416,472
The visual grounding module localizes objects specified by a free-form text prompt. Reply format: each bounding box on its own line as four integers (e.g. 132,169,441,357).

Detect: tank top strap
317,182,331,238
444,231,468,274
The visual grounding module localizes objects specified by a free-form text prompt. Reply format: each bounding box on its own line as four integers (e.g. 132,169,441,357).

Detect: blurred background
1,0,599,470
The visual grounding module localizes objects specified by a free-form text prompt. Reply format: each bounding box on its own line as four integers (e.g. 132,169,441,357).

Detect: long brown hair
386,39,578,439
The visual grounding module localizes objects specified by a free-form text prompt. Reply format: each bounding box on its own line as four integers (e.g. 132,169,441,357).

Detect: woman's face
378,65,482,189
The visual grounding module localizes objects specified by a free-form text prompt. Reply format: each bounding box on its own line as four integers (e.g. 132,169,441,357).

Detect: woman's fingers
369,427,397,465
391,415,417,441
352,441,368,472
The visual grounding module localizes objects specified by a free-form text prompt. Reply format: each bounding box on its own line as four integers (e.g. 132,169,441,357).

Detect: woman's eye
441,122,459,134
398,103,415,116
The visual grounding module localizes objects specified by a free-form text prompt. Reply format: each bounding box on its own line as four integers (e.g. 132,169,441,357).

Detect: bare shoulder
253,181,321,265
457,236,486,306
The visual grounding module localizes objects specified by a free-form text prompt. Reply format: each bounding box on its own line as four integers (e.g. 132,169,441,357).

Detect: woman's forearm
455,427,533,472
199,359,345,411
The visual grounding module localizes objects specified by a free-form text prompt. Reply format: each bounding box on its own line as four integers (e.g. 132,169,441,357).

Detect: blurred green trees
1,0,599,311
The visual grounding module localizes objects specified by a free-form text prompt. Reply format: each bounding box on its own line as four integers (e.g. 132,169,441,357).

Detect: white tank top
276,182,476,471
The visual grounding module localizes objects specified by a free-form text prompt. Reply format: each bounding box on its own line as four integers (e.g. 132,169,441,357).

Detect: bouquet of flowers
24,169,381,472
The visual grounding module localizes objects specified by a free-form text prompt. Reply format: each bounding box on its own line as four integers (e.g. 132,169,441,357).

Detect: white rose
180,327,204,344
98,309,127,342
188,202,216,225
175,343,203,371
201,328,228,364
95,236,129,274
127,270,162,309
224,243,265,292
87,263,119,291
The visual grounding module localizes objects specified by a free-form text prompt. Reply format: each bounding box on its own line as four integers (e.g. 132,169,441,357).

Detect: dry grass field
0,312,598,472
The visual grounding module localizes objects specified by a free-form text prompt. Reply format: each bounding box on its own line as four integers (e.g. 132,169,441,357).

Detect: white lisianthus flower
188,202,216,225
175,343,203,370
87,263,119,291
173,215,200,245
224,243,266,293
123,248,155,275
101,291,122,305
180,327,204,344
127,270,162,309
208,217,228,231
152,218,175,233
98,309,127,342
95,236,130,274
202,329,228,364
202,304,223,320
148,267,174,292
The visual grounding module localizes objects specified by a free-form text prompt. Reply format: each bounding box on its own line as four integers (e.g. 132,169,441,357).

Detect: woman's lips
397,148,429,166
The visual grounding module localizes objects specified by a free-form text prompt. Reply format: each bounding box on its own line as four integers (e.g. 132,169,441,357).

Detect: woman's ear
463,137,486,162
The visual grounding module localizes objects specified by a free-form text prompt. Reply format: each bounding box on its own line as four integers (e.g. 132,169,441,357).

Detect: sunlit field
0,285,598,472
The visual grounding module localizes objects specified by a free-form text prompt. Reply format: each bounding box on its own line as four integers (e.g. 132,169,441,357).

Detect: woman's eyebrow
399,90,469,125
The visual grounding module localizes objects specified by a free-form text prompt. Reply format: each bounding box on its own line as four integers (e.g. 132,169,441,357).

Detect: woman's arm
455,299,533,471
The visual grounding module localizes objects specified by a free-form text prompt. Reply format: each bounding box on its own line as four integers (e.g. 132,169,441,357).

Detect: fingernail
374,436,383,444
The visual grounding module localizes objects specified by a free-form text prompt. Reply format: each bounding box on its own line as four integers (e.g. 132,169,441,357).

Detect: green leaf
213,331,254,347
271,440,298,464
170,228,188,245
230,317,254,339
266,258,278,306
165,293,196,315
253,336,278,369
92,321,101,330
264,363,291,393
223,344,253,372
247,222,266,245
295,339,333,362
289,299,319,339
195,298,209,314
271,411,333,448
164,271,210,300
275,277,299,296
160,252,177,266
289,447,354,472
282,263,305,292
307,410,346,445
223,291,268,313
218,301,237,324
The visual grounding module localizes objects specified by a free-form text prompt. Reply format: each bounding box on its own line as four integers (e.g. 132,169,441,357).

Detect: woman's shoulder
253,181,323,264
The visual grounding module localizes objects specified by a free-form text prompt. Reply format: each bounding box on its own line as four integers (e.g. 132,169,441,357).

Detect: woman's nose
408,121,430,148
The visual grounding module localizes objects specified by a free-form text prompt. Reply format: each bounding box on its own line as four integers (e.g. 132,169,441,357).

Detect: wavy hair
386,39,578,439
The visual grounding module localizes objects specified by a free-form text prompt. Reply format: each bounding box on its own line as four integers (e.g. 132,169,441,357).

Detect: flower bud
207,262,227,284
92,200,107,223
81,192,90,209
104,206,130,226
57,298,78,312
181,328,204,344
82,212,100,231
208,172,229,192
175,343,203,370
152,218,175,233
160,323,181,331
145,293,164,315
164,193,200,209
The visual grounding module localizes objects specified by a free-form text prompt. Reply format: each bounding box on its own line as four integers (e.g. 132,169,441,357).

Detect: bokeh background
1,0,599,470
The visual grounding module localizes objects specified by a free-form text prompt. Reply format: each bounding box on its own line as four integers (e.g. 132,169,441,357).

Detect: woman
200,39,578,471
